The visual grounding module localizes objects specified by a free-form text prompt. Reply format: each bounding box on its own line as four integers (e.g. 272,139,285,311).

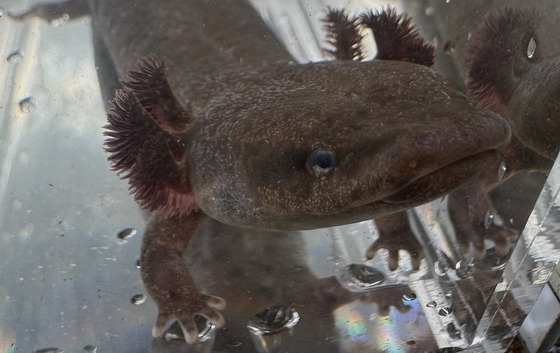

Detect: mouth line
378,150,499,205
371,149,500,206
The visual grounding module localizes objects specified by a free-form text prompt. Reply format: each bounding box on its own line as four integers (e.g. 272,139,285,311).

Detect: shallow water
0,0,559,352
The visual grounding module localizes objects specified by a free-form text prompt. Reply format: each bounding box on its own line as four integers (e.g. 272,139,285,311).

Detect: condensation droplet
51,13,70,27
438,307,453,316
130,294,146,305
18,96,36,113
226,340,243,347
498,161,507,180
455,259,473,279
447,322,461,339
434,261,447,276
7,50,24,63
527,37,536,59
247,304,300,335
484,211,494,229
83,345,97,353
347,264,385,287
402,292,417,302
426,301,437,308
33,348,63,353
117,228,137,240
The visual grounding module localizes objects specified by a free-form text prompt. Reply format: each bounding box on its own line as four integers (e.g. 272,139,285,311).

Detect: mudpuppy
11,0,511,343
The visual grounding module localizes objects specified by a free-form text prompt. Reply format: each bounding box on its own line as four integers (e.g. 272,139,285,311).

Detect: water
1,0,560,352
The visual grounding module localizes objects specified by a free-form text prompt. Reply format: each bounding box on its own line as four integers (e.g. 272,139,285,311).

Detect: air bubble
455,259,473,278
527,37,536,59
348,264,385,286
226,340,243,347
117,228,137,240
434,261,447,276
438,307,453,316
83,345,97,353
130,294,146,305
18,96,36,113
498,161,507,180
484,211,494,229
247,304,300,335
402,292,417,302
51,13,70,27
7,50,23,63
33,349,63,353
447,323,461,339
426,301,437,308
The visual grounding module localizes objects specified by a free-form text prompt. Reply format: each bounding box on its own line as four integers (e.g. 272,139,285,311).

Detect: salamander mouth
379,150,500,205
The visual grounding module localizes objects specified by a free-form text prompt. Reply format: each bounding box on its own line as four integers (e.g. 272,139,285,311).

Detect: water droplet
438,307,453,316
83,345,97,353
426,301,437,308
530,266,553,284
345,263,385,289
7,50,23,63
445,292,452,299
455,259,473,279
446,323,461,339
18,96,36,113
130,294,146,305
434,261,447,276
484,211,494,229
117,228,137,240
34,349,63,353
425,7,434,16
195,315,216,342
226,340,243,347
402,292,417,302
498,161,507,179
51,13,70,27
527,37,536,59
135,259,141,269
163,317,215,342
247,304,300,335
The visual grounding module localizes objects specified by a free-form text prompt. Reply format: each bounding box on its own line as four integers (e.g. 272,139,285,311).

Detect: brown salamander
10,0,511,343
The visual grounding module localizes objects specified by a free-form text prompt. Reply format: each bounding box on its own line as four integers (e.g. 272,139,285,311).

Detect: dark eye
307,149,335,177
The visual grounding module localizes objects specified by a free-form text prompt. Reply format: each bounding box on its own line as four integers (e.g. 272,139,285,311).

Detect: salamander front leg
367,212,425,271
141,212,226,343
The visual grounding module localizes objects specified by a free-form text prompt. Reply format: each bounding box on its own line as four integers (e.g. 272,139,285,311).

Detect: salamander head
467,7,560,160
189,60,510,229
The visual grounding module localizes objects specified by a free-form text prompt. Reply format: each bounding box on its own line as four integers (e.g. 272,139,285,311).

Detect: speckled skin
13,0,512,344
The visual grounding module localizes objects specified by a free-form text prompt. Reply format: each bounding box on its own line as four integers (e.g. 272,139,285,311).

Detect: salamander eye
307,149,336,177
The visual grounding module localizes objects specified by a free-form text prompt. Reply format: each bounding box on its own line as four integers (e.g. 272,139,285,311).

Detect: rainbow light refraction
335,295,424,353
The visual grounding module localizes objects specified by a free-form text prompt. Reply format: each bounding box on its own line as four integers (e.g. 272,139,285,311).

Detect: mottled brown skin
12,0,512,344
448,7,558,259
372,5,560,265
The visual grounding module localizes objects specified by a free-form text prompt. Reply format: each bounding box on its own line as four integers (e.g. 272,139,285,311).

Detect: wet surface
1,0,560,352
